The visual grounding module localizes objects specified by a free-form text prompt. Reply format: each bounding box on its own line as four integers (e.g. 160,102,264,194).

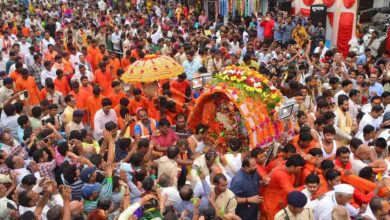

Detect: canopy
187,66,287,149
121,54,184,83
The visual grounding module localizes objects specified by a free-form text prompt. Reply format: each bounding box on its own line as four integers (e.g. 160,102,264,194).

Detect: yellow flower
255,88,262,93
231,76,237,81
271,94,279,100
244,85,255,92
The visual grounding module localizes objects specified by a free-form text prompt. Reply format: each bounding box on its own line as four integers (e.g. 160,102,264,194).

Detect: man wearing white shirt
5,155,41,183
19,37,31,58
364,31,386,57
151,24,162,44
314,40,329,59
0,53,7,72
40,32,56,53
356,125,375,145
69,47,83,69
9,59,27,75
361,96,382,114
122,33,132,56
111,28,122,53
193,165,231,198
24,46,35,69
0,33,13,59
18,184,64,220
223,138,242,179
40,61,56,87
357,105,383,138
76,55,92,73
93,98,118,141
300,174,320,208
154,5,162,17
348,89,361,122
229,38,240,54
314,184,358,220
98,0,106,11
158,173,181,203
71,65,94,83
334,80,353,106
381,91,390,113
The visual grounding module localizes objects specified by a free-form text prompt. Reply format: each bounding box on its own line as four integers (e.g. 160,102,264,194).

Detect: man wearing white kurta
357,105,383,137
314,184,359,220
224,152,242,179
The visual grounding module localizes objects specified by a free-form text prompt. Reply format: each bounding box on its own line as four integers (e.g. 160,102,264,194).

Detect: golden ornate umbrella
121,54,184,83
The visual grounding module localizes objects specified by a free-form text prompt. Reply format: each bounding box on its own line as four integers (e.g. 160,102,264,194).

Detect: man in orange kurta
15,69,41,105
95,45,109,68
69,81,90,124
107,80,125,107
121,50,133,70
107,52,121,78
86,87,104,128
300,148,325,185
79,76,93,95
69,81,89,111
21,25,31,37
62,53,74,76
291,132,318,155
9,62,23,82
44,45,58,63
87,40,100,71
170,74,191,104
260,155,306,220
54,70,71,95
265,144,297,173
128,88,149,115
94,62,113,96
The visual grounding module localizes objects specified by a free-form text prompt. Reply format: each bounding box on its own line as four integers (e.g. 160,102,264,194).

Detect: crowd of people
0,0,389,219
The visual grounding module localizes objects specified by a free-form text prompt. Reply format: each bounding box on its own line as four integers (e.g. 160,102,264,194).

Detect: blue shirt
274,22,283,41
369,82,384,96
230,169,261,220
282,22,295,43
182,60,202,80
356,54,366,65
18,127,24,143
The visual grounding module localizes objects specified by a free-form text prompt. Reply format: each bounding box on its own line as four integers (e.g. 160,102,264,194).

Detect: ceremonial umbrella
121,54,184,83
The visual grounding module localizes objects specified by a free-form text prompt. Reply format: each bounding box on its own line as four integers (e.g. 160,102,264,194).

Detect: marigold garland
212,66,284,114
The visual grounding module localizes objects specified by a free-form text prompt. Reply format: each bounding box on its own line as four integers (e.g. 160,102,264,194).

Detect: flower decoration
212,66,284,114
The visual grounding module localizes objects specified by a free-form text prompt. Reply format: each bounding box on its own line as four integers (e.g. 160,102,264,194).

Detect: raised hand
59,185,72,201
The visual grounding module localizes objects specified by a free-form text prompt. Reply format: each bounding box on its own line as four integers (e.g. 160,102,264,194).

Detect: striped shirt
63,177,84,201
38,159,57,180
83,177,113,213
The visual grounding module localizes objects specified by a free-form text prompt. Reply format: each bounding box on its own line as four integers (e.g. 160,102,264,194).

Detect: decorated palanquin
188,66,290,152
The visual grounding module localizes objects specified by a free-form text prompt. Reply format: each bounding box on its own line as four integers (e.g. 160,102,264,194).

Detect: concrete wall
373,0,390,8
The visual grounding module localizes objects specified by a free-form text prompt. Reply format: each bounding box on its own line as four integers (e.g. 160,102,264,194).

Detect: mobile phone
19,90,27,100
41,119,46,126
23,91,28,98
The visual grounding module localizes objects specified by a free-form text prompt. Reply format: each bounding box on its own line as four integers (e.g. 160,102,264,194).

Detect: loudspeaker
310,4,327,29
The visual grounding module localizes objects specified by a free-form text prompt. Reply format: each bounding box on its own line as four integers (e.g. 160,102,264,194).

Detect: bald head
179,185,193,201
356,144,371,160
332,205,350,220
70,201,84,216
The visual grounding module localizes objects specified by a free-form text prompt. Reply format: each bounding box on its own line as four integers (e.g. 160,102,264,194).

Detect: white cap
334,184,354,194
322,83,332,90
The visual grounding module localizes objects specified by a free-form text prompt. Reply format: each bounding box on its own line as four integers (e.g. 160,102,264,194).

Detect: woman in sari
292,22,308,49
